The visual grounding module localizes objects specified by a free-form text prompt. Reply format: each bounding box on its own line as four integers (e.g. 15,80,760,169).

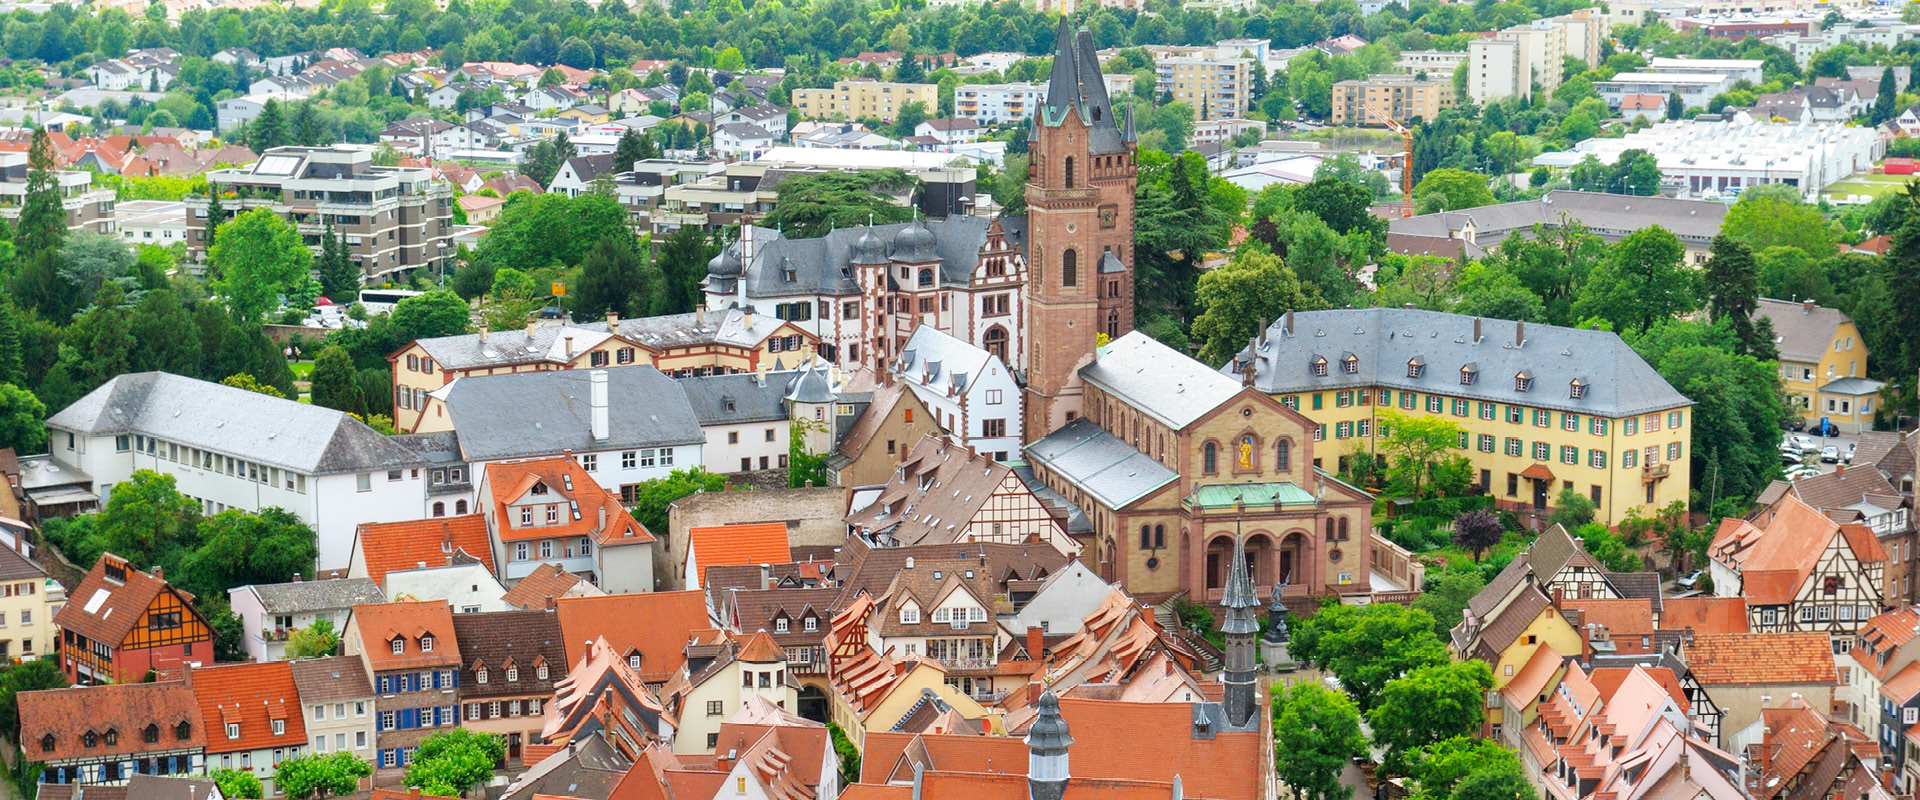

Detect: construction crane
1364,103,1415,218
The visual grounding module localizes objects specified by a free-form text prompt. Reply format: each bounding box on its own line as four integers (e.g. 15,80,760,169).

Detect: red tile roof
687,523,792,586
355,515,494,587
1713,495,1885,605
370,791,462,800
190,661,306,754
502,563,601,610
1590,667,1689,714
485,457,654,546
1658,597,1750,636
734,629,785,663
554,590,714,683
1057,698,1264,800
55,553,202,648
351,600,462,671
1685,632,1838,686
20,678,206,762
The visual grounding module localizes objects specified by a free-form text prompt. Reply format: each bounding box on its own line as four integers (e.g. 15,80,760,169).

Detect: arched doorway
1245,533,1275,590
984,325,1009,362
1277,531,1308,588
798,685,829,722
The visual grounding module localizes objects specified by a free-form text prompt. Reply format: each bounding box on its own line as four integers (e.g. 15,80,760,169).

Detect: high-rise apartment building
188,146,455,284
1331,74,1457,125
791,80,939,123
1157,57,1254,118
1468,15,1605,103
0,152,115,237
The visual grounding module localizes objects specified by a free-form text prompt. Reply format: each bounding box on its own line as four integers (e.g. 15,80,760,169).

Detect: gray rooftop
46,372,430,475
704,216,1027,301
415,324,626,371
245,577,385,614
677,371,794,426
1083,331,1246,430
1232,308,1692,418
1753,298,1852,365
1388,190,1728,246
442,366,704,462
1023,416,1179,510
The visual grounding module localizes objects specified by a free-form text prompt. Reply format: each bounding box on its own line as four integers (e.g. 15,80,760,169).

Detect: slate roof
247,577,385,614
1040,20,1131,156
848,435,1028,546
1083,332,1245,430
412,324,631,371
894,325,1001,407
0,542,48,582
1024,416,1179,511
451,609,567,699
677,372,792,426
1753,298,1852,365
287,655,375,703
1234,308,1692,418
47,372,428,475
705,216,1027,301
444,366,704,462
1388,190,1728,245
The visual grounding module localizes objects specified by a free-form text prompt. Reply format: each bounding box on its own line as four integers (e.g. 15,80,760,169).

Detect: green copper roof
1185,482,1316,509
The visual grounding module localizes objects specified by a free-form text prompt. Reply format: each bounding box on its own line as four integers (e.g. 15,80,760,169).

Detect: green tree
1721,190,1834,259
318,219,359,298
627,467,729,534
211,208,313,323
1378,411,1465,498
1404,737,1526,800
1410,568,1485,639
405,728,506,796
1632,319,1787,508
181,508,318,598
91,470,200,570
0,301,20,387
212,768,265,799
1291,602,1448,711
890,100,930,138
1702,234,1767,357
204,191,226,259
1191,249,1317,366
762,170,921,238
250,99,291,151
1293,177,1380,236
0,383,48,455
573,236,650,320
1549,487,1596,529
1451,262,1545,322
309,345,364,415
1367,660,1495,774
1882,187,1920,379
0,659,68,743
286,618,339,660
1412,169,1495,213
58,231,136,296
655,225,716,315
1272,682,1368,800
1450,766,1535,800
129,289,202,376
475,193,632,272
615,128,648,170
274,751,373,799
17,127,66,258
390,291,471,341
1875,67,1899,125
1571,225,1698,333
220,373,285,398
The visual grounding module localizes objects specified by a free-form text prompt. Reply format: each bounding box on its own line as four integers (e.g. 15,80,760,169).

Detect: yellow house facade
1231,309,1693,526
1754,298,1877,433
827,658,997,741
792,81,939,123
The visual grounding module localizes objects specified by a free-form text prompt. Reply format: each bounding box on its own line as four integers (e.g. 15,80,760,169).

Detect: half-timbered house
53,553,211,685
1709,493,1888,650
20,678,206,786
844,433,1075,556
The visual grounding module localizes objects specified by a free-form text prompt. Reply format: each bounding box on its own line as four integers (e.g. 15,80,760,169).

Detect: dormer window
272,720,284,735
40,734,54,753
804,616,818,632
421,635,434,652
538,665,550,680
1342,354,1358,374
225,723,240,740
1515,371,1533,393
776,617,790,633
901,605,920,624
176,722,192,741
507,667,518,682
143,725,159,744
531,483,548,495
1460,365,1478,386
1311,356,1328,377
390,638,405,655
477,668,488,684
102,729,117,746
1407,357,1425,378
628,653,642,670
1570,379,1588,399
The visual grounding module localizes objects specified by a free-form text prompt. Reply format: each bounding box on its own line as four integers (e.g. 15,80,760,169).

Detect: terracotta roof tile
1057,698,1264,800
20,678,206,762
554,590,714,683
1685,632,1837,686
190,661,306,754
1590,667,1689,714
485,457,654,546
1503,643,1566,707
734,629,786,663
55,553,201,648
502,563,599,610
350,600,462,671
1659,597,1750,636
355,515,494,587
687,523,792,587
1882,662,1920,704
1563,598,1657,639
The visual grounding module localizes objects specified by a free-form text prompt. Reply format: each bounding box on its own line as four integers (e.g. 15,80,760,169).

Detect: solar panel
255,154,301,175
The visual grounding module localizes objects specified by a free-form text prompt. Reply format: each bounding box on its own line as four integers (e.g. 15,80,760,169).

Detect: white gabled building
891,325,1023,461
42,372,440,571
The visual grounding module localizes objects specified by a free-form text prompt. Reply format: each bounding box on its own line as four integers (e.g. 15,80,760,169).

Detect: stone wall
661,485,848,590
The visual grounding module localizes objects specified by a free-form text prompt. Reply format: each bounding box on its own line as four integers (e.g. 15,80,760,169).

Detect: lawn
1825,172,1914,201
288,361,313,379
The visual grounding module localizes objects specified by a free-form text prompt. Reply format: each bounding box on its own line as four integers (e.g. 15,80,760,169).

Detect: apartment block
1468,17,1601,103
791,80,938,123
1331,74,1456,125
954,82,1045,125
0,152,115,237
188,146,455,284
1396,50,1469,77
1157,56,1254,118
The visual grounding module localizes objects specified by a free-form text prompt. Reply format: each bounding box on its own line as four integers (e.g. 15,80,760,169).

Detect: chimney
1472,317,1482,343
1257,317,1270,346
417,561,426,569
545,595,557,610
565,335,575,358
905,556,915,570
590,369,610,443
760,563,773,590
1515,320,1525,347
1803,299,1816,313
1027,626,1044,662
152,564,164,581
696,305,707,327
479,324,489,343
526,320,538,338
1581,623,1593,662
292,573,302,582
597,504,607,531
1284,309,1294,335
607,311,620,335
1837,463,1846,477
743,307,756,329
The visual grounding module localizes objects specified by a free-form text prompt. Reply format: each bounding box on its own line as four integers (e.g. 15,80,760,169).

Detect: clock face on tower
1099,205,1118,229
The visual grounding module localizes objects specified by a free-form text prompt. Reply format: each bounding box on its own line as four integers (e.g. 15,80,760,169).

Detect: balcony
1642,463,1670,481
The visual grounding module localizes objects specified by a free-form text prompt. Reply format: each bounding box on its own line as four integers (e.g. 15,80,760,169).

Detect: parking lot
1781,428,1865,477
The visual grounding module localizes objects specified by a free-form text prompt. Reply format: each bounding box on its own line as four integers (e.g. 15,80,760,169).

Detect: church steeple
1220,514,1260,729
1027,689,1073,800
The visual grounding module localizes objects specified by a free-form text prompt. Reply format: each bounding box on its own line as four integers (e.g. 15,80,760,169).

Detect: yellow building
1331,74,1456,126
824,595,999,741
1155,57,1253,119
791,80,939,123
1231,308,1693,526
0,545,59,663
1754,298,1878,433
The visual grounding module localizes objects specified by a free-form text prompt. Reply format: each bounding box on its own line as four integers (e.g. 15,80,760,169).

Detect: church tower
1021,18,1137,443
1220,523,1261,730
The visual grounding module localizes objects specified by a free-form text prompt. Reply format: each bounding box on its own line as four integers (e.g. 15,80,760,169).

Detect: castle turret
1026,689,1073,800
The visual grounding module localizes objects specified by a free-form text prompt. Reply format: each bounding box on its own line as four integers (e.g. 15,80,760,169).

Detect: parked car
1821,445,1841,463
1812,419,1840,437
1676,570,1704,591
1784,465,1823,480
1781,449,1805,466
1846,443,1856,463
1791,435,1818,454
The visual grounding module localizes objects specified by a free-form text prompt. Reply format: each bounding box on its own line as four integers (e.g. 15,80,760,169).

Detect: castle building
700,20,1137,454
